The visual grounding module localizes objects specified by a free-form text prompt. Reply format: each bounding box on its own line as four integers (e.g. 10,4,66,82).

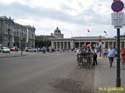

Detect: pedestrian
92,47,97,65
102,47,108,58
76,48,81,55
107,46,115,68
120,46,125,69
93,52,97,65
42,47,46,54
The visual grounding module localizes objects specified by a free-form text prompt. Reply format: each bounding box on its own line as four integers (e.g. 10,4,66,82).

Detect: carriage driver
76,44,97,67
76,44,87,60
86,45,98,66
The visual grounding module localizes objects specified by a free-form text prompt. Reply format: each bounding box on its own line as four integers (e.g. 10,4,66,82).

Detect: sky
0,0,125,38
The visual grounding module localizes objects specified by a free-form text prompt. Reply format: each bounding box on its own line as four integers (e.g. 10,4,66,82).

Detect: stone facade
51,34,125,50
0,16,35,48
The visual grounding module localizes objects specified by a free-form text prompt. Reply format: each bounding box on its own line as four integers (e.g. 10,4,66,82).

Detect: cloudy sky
0,0,125,38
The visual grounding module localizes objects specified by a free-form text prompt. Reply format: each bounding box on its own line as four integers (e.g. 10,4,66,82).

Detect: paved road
94,57,125,93
0,52,94,93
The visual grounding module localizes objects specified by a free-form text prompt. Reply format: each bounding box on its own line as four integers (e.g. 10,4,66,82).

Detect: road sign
111,0,124,12
112,12,124,28
111,0,123,87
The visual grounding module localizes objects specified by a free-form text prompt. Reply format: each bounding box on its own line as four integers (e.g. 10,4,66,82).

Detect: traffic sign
112,12,125,28
111,0,124,12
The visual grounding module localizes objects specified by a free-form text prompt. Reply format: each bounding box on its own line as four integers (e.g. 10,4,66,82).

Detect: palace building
51,28,125,49
0,16,35,48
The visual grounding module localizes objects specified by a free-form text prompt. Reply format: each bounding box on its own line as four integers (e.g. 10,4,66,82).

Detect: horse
76,48,94,68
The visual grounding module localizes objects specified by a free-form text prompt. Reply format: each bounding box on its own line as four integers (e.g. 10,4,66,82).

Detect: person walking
107,46,115,68
92,47,97,65
93,50,97,65
120,46,125,69
102,47,108,58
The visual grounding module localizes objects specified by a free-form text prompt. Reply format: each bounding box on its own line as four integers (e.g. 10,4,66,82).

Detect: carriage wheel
86,57,92,68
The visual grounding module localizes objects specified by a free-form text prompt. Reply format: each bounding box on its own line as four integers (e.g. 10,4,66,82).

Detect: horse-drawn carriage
76,45,96,68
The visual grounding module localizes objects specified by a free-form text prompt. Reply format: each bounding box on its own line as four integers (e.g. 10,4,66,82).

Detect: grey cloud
0,2,110,26
82,8,111,25
0,3,83,24
61,2,111,25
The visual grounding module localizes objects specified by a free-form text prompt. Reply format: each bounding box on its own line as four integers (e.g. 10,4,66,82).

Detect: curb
0,55,27,58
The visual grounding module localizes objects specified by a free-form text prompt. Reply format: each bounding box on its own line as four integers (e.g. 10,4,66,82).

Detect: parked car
31,48,37,52
25,48,37,52
10,47,19,51
38,48,46,53
0,47,10,53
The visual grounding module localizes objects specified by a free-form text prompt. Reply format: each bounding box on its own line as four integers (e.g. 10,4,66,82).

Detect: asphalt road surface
0,52,95,93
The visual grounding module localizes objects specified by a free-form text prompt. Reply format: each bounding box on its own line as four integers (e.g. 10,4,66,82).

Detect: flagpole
26,28,29,48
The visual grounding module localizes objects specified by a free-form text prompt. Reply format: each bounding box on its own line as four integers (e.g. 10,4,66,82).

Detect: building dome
54,27,61,33
52,27,64,38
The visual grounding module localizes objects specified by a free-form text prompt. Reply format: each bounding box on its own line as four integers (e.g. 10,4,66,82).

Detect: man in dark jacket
92,48,97,65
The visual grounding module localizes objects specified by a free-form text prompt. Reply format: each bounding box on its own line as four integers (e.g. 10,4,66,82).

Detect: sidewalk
94,56,125,93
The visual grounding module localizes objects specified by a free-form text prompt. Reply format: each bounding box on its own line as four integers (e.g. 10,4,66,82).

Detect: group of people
103,46,125,69
76,45,97,66
76,44,125,69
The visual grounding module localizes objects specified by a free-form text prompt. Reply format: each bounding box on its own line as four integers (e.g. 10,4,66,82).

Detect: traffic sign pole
111,0,124,87
116,27,121,87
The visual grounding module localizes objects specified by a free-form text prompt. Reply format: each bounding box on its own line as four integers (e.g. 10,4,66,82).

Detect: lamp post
26,28,29,49
8,19,11,48
98,35,102,57
0,18,3,45
20,39,23,56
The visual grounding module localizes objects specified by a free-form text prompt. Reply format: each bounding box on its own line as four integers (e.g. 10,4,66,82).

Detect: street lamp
8,17,13,48
8,20,10,48
20,39,23,56
0,18,3,45
98,35,102,57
